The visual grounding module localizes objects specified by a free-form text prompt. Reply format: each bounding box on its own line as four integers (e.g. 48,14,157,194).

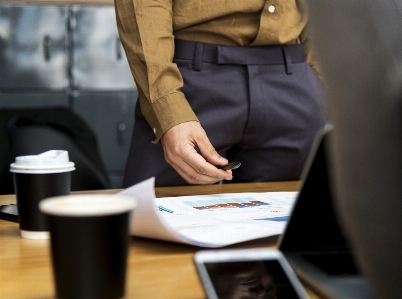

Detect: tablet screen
204,260,302,299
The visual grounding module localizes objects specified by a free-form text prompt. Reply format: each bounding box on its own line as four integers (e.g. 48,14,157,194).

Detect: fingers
172,155,233,185
161,121,232,184
197,136,228,166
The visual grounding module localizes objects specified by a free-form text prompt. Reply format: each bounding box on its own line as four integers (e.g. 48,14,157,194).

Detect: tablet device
194,248,309,299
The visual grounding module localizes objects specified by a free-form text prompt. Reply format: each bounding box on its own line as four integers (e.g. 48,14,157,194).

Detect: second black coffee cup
10,150,75,239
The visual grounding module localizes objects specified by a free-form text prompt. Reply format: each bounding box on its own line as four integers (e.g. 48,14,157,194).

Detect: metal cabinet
73,92,135,188
69,5,137,188
70,6,135,91
0,4,137,188
0,5,69,90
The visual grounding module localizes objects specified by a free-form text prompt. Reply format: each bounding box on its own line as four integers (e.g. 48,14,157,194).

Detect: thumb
197,137,228,166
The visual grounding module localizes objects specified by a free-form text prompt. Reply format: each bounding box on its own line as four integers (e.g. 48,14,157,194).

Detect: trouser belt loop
193,43,204,71
282,45,293,75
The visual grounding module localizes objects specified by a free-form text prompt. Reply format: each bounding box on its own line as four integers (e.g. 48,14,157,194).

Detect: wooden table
0,181,321,299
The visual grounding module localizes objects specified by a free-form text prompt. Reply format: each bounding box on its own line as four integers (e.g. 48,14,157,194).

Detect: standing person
114,0,327,187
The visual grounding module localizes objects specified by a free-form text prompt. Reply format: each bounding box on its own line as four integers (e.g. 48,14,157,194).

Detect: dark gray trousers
123,40,327,187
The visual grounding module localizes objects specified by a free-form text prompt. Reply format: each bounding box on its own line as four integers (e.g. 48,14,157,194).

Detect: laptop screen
278,124,350,253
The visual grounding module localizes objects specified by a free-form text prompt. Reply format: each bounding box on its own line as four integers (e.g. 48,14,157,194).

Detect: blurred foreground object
306,1,402,298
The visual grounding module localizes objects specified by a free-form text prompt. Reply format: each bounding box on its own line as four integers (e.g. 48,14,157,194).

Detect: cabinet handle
117,122,126,145
43,35,52,61
116,37,123,60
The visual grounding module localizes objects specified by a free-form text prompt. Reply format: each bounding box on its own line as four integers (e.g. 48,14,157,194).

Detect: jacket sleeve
114,0,198,143
298,0,322,79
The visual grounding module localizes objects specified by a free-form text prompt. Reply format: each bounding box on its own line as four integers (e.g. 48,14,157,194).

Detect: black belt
174,39,305,74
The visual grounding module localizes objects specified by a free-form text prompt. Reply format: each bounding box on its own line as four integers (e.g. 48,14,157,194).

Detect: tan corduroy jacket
114,0,318,143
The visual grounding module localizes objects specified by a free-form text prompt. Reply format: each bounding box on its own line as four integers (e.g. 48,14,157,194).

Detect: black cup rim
39,195,136,217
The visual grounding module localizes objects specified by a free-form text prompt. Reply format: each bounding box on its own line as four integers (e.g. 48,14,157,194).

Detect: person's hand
160,121,233,184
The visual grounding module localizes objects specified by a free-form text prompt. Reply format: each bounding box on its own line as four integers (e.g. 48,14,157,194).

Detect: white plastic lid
20,230,50,240
10,150,75,174
39,194,137,217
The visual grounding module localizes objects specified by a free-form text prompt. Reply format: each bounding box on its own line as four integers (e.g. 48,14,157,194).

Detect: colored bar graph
182,198,271,210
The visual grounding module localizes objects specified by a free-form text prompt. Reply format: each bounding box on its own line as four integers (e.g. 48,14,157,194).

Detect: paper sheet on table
114,177,298,248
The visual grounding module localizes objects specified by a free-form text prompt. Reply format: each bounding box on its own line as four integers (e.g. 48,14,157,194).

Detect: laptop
277,123,376,299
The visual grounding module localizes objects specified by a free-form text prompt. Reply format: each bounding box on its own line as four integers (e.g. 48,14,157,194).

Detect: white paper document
114,178,298,248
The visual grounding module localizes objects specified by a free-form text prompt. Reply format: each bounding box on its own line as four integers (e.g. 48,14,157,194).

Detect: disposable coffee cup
10,150,75,239
39,194,136,299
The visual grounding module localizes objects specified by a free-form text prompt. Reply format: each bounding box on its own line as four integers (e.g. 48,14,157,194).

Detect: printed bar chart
183,198,270,210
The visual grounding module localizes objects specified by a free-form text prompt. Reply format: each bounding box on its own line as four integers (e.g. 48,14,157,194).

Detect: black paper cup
39,194,136,299
10,150,75,239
